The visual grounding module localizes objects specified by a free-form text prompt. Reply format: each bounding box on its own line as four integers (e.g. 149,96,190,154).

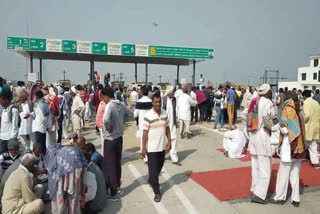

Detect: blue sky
1,0,320,86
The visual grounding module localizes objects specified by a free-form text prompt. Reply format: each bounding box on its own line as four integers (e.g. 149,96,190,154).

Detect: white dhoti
84,102,92,121
179,120,191,137
251,155,271,200
72,114,82,136
308,140,319,164
273,160,301,202
62,111,71,139
170,139,178,163
46,130,57,148
99,128,104,156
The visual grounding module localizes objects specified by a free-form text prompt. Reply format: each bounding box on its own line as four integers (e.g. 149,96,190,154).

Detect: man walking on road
302,90,320,169
101,87,132,201
177,84,198,139
141,92,171,202
162,86,179,164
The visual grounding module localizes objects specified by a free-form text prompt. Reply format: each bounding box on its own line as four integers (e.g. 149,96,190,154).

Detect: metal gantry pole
176,65,180,86
39,59,42,82
90,60,94,82
30,53,34,73
192,60,196,86
145,64,148,85
135,63,138,84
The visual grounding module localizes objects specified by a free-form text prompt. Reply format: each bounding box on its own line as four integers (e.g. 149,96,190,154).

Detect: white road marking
161,168,199,214
128,164,169,214
122,151,139,159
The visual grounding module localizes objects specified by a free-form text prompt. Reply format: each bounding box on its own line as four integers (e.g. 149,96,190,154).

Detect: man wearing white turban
162,86,179,163
70,87,85,136
249,84,275,204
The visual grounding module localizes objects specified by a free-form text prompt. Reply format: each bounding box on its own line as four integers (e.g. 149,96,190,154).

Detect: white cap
165,86,174,95
71,86,77,94
258,84,271,95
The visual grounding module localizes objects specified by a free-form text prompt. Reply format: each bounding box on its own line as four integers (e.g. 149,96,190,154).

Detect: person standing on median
101,87,133,202
141,92,171,202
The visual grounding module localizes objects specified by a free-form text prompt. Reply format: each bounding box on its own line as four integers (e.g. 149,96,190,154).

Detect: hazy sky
1,0,320,86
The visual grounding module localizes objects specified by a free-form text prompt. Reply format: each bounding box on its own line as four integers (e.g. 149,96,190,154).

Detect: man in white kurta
249,84,275,204
176,85,197,139
223,125,246,158
163,86,178,163
70,87,85,136
17,89,33,152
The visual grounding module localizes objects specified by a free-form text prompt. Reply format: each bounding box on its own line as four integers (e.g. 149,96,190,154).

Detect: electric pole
158,75,162,84
119,73,124,82
63,70,67,81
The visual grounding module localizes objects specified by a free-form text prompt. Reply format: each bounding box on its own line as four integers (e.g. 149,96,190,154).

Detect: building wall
278,81,302,90
279,56,320,91
298,56,320,90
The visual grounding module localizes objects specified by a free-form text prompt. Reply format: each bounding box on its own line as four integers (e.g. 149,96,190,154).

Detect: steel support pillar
145,64,148,85
90,60,94,82
176,65,180,86
30,53,33,73
192,60,196,86
135,63,138,83
39,59,42,82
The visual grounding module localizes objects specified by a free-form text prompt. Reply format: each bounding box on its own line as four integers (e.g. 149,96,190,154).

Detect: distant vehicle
58,80,71,88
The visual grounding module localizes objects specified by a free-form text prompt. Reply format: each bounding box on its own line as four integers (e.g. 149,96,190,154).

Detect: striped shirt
143,109,169,153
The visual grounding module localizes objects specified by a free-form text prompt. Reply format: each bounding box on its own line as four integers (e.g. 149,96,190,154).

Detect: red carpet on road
216,148,279,161
190,161,320,201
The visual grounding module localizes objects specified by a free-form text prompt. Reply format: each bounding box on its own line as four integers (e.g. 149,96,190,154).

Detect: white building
279,55,320,91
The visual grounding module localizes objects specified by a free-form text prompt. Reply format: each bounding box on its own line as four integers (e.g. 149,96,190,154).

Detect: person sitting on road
0,139,21,180
81,151,107,214
76,136,86,150
223,125,246,158
2,153,45,214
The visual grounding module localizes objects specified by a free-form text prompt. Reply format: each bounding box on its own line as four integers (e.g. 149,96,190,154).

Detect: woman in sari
271,93,306,207
47,141,87,214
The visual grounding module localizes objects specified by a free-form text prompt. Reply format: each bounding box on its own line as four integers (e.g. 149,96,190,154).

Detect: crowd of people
0,74,319,212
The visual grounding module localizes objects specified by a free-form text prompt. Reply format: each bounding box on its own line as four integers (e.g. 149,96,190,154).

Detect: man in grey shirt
100,87,132,201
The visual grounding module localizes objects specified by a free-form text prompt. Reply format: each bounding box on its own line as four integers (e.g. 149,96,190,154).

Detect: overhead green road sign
122,44,135,56
92,42,107,54
7,36,214,61
62,40,77,53
149,46,214,59
7,37,30,50
30,38,46,51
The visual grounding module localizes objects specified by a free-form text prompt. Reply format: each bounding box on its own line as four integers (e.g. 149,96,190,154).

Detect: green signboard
7,36,214,60
62,40,77,53
122,44,135,56
92,42,107,54
30,38,46,51
7,37,29,50
149,46,214,59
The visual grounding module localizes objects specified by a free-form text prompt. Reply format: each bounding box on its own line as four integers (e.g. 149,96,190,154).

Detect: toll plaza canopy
7,36,214,85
